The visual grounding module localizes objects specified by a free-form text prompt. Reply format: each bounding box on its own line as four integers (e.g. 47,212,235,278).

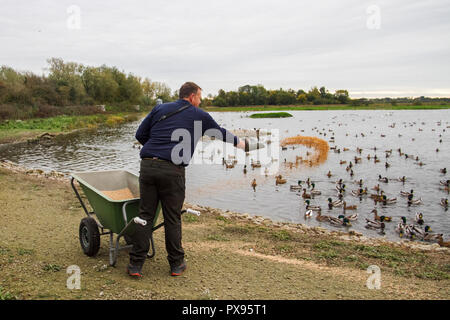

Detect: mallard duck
440,168,447,174
395,217,407,237
330,215,352,226
378,175,388,183
305,200,321,211
372,209,392,222
415,212,424,225
326,170,332,178
339,160,347,165
410,225,432,240
243,165,247,174
440,180,450,187
315,209,331,222
336,184,346,193
440,198,449,208
225,161,235,169
400,189,414,197
251,179,257,191
251,160,261,168
407,194,422,206
342,212,358,221
438,236,450,248
372,184,381,192
302,189,311,199
365,219,385,233
382,195,397,205
275,175,287,185
352,188,368,197
310,183,321,195
304,209,313,218
343,201,357,210
327,198,343,209
397,176,407,182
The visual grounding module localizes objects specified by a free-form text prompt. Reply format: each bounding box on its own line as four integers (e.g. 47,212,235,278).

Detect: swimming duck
395,217,407,238
422,231,442,243
304,209,314,218
352,188,368,197
275,175,287,185
330,215,352,227
378,175,388,183
440,168,447,174
440,198,448,208
440,180,450,187
343,201,357,211
397,176,407,182
381,195,397,205
251,179,257,191
327,198,343,209
438,236,450,248
225,161,235,169
290,181,303,191
407,194,423,206
342,212,358,221
410,225,432,240
372,209,392,222
302,189,311,199
400,189,414,197
339,160,347,165
310,183,321,195
305,200,321,211
415,212,424,225
326,171,332,178
336,184,346,193
372,184,381,192
315,209,331,222
243,165,247,174
365,219,385,234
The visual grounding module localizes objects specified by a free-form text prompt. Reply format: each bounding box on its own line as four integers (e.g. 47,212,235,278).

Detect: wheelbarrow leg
109,232,117,267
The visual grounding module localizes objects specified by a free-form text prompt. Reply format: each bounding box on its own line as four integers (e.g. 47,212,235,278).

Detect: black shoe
170,260,187,276
127,264,143,278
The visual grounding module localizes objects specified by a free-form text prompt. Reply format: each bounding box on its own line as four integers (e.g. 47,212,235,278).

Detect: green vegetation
0,286,16,300
0,58,175,120
249,112,293,118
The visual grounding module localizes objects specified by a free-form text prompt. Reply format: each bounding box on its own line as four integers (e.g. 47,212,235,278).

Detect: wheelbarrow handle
70,177,91,217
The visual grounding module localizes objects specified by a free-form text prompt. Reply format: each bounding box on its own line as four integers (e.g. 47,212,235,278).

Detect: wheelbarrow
70,170,164,267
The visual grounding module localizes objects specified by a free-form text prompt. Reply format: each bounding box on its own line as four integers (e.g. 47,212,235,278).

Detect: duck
365,218,385,233
251,160,261,169
339,160,347,165
343,201,357,210
395,217,407,238
407,194,423,206
326,170,332,178
415,212,424,225
315,209,331,222
243,165,247,174
440,180,450,186
330,215,352,227
440,168,447,174
342,212,358,221
327,198,343,209
400,189,414,197
304,209,314,218
305,200,321,211
275,175,287,185
372,209,392,222
397,176,407,182
378,175,388,183
381,195,397,205
410,225,432,240
302,189,311,199
290,182,303,191
352,188,368,197
251,179,257,191
310,183,321,195
336,184,346,193
225,161,235,169
440,198,449,208
437,236,450,248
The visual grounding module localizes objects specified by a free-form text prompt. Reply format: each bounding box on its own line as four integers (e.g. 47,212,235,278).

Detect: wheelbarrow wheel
79,217,100,257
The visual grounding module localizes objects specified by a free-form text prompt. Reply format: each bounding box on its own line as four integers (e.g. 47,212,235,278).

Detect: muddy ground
0,168,449,300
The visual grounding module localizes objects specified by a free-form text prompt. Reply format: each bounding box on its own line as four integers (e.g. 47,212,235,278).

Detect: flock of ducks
221,121,450,247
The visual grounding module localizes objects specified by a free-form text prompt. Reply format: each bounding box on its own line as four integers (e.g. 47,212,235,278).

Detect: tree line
0,58,175,119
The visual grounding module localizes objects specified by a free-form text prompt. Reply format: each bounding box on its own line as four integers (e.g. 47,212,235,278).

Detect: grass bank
249,112,293,118
204,104,450,112
0,168,448,300
0,112,143,145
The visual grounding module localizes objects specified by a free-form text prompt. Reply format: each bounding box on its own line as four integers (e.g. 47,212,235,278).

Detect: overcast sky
1,0,449,98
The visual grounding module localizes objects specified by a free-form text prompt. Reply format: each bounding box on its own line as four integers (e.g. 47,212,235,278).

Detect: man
128,82,245,277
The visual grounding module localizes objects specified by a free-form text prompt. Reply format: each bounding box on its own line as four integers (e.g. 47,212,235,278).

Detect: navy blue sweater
136,99,239,166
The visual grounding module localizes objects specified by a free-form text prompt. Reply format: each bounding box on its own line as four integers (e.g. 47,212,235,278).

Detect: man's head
179,82,202,107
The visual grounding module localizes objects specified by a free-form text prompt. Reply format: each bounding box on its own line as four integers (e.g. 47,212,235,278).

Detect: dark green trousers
129,158,185,268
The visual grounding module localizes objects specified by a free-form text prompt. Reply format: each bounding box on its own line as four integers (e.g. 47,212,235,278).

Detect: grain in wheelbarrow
102,188,136,201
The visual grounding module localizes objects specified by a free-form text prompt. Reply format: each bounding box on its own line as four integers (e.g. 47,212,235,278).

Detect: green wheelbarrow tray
70,170,162,266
